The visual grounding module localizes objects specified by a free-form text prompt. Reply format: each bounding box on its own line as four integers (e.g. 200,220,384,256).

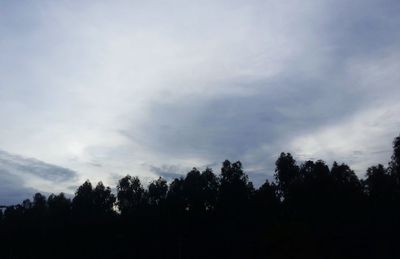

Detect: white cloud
289,102,400,175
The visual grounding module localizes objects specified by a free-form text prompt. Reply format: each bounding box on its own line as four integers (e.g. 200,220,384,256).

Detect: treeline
1,135,400,258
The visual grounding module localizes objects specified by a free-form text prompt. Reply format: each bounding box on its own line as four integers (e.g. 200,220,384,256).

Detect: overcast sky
1,0,400,204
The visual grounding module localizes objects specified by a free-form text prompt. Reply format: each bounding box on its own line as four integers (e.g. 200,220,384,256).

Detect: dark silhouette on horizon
1,134,400,258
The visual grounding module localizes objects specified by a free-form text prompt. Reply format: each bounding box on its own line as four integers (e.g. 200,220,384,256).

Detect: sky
1,0,400,204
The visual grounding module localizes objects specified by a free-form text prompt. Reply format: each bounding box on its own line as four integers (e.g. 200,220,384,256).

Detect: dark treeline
1,135,400,259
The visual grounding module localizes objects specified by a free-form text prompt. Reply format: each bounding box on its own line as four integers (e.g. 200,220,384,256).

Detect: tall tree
274,153,299,200
148,177,168,207
32,193,47,217
166,177,185,215
254,180,279,214
331,162,361,196
117,175,145,215
365,164,393,201
218,160,253,212
93,182,116,215
33,193,47,210
183,168,203,214
389,134,400,185
72,180,94,215
200,168,218,212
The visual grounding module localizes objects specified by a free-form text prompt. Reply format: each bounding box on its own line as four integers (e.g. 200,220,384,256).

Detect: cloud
289,103,400,175
0,0,399,199
120,0,400,180
0,150,78,203
0,169,39,205
0,150,77,182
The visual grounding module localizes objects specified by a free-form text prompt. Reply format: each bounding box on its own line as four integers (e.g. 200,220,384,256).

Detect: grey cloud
0,169,39,205
118,0,400,180
0,150,78,182
321,0,400,58
0,150,78,204
88,161,103,168
126,75,366,169
353,151,363,156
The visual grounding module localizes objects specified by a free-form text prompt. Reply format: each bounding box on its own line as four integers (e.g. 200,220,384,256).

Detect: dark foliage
1,134,400,258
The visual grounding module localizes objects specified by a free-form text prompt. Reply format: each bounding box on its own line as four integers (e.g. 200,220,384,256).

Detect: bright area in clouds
0,0,400,204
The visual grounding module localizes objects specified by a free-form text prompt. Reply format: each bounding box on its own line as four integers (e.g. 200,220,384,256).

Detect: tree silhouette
93,182,116,216
365,164,393,200
117,175,145,215
254,179,279,211
48,192,71,218
218,160,253,211
183,168,206,214
274,152,299,201
31,193,47,219
148,177,168,207
2,133,400,258
200,168,218,212
22,198,32,210
72,180,94,215
389,134,400,181
33,193,46,209
166,177,186,221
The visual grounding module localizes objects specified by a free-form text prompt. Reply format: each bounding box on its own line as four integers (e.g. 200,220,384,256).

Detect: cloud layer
0,0,400,200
